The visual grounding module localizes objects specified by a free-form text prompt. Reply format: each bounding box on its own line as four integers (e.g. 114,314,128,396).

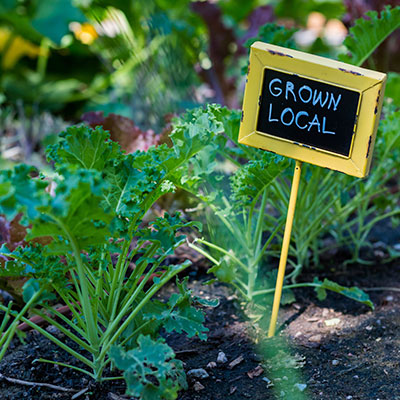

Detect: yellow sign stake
268,160,302,337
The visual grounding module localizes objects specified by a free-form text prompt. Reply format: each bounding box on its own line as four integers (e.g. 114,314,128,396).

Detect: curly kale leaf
0,165,48,223
46,125,121,171
46,108,222,237
168,104,224,169
338,6,400,67
103,154,164,236
231,152,289,207
245,23,298,49
27,168,114,253
0,243,67,280
151,278,209,340
138,213,201,254
109,335,186,400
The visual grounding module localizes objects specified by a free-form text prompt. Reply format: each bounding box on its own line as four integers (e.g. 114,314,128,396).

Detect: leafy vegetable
231,152,289,207
244,23,298,49
338,6,400,66
0,106,221,395
109,335,186,400
314,278,374,309
155,278,210,340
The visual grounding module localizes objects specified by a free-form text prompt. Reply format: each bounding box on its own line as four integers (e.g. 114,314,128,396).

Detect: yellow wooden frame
239,42,387,177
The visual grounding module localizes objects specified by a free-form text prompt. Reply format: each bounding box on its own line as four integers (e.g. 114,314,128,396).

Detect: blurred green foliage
2,0,388,128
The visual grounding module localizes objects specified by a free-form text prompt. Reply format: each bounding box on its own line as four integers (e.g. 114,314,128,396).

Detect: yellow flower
70,22,98,45
0,27,48,69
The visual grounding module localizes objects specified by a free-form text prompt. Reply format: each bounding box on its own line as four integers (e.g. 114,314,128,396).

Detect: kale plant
171,106,373,320
184,7,400,313
0,105,223,398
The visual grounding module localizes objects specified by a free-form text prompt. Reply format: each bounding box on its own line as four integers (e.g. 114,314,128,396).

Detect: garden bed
0,255,399,400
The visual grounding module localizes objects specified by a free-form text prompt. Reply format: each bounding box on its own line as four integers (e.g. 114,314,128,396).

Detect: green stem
31,309,94,353
0,302,12,336
0,304,95,369
252,218,284,267
254,189,268,250
252,282,319,297
187,242,220,265
107,232,133,314
97,262,190,362
362,287,400,292
100,260,163,348
193,239,249,273
36,38,50,79
248,189,268,300
232,282,250,301
0,287,45,360
34,359,95,378
48,215,99,352
101,376,124,381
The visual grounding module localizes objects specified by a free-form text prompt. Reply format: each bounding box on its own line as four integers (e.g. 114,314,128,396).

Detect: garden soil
0,254,399,400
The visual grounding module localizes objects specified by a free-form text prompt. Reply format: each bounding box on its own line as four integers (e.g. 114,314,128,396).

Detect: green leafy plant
246,8,400,273
169,106,374,319
175,10,400,317
338,5,400,67
0,105,223,397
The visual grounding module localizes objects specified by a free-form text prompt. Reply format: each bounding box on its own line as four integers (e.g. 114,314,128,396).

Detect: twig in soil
335,364,361,377
175,349,200,355
0,373,78,392
71,387,89,399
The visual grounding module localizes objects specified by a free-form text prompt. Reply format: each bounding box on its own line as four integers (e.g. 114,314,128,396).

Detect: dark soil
0,253,399,400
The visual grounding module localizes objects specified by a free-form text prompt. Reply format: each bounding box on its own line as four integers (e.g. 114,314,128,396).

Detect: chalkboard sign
257,68,360,157
239,42,386,178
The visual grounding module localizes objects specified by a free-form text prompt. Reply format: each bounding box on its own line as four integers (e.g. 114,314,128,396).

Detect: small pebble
262,377,274,388
324,318,341,327
193,381,205,392
332,359,339,366
217,351,228,364
308,334,322,343
187,368,209,379
207,361,217,369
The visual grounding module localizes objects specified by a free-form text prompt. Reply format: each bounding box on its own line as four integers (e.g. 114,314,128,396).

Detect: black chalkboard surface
257,69,360,157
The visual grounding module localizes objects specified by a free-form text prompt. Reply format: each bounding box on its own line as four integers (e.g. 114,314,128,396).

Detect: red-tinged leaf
82,111,160,152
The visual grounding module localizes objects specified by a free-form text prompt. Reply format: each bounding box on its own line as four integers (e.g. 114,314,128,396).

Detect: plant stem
193,239,249,273
97,262,190,363
0,304,94,370
0,287,45,361
187,242,220,265
252,282,319,297
34,359,95,378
